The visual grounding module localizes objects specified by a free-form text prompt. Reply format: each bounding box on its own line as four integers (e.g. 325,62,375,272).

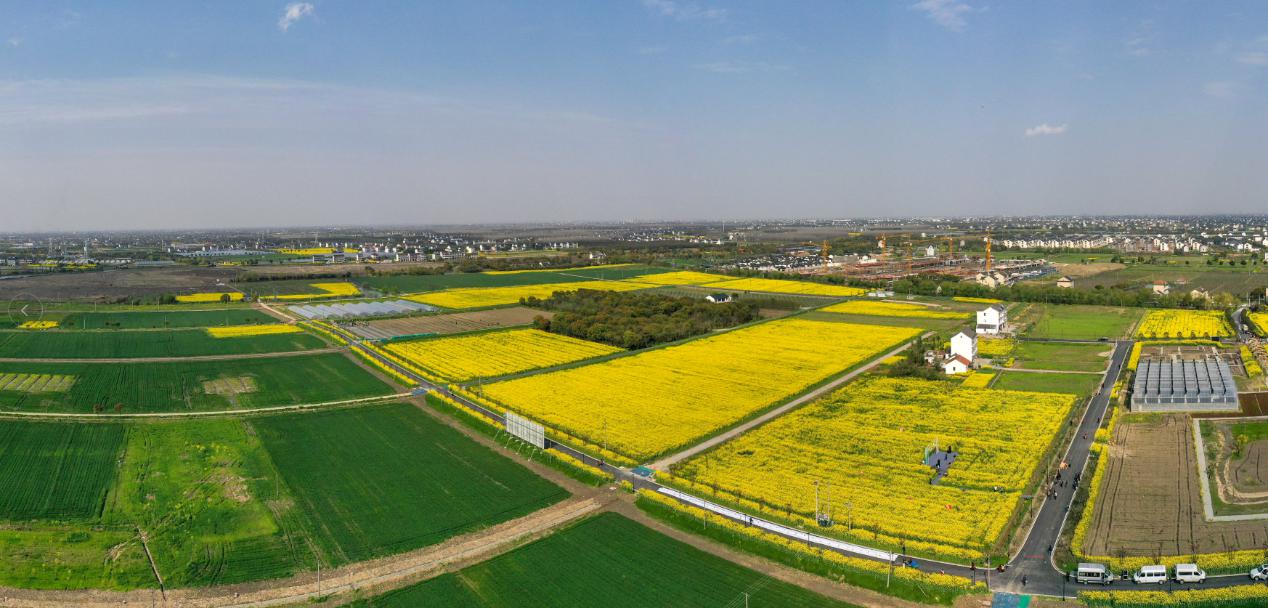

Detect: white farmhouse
942,354,972,375
949,330,977,361
975,305,1007,335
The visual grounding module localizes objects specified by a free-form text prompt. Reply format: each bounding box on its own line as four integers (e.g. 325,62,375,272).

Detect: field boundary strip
0,346,342,364
0,392,412,420
1191,416,1268,522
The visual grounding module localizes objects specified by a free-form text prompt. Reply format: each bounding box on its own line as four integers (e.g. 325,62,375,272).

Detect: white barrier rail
657,486,897,562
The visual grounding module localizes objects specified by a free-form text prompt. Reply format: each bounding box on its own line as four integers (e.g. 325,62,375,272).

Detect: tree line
523,289,760,349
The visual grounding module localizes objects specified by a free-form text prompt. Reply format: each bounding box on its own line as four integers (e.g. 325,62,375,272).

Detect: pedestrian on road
1022,575,1028,587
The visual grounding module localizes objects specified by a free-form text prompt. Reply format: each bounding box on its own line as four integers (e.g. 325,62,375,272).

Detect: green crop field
102,418,316,587
355,264,668,294
0,353,394,412
0,328,326,359
1011,341,1113,373
60,309,276,329
0,527,154,590
1016,304,1143,340
234,279,339,297
347,512,853,608
253,403,568,564
990,371,1102,395
0,420,125,520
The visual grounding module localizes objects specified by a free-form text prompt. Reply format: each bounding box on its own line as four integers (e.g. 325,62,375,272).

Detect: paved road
647,334,930,470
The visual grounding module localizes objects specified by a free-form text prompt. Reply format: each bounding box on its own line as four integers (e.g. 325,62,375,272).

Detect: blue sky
1,1,1266,231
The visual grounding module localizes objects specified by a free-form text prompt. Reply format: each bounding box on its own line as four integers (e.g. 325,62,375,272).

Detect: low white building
942,355,972,375
950,330,978,361
1056,276,1074,289
975,305,1007,335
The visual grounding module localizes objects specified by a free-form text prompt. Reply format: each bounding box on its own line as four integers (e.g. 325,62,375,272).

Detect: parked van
1132,565,1168,584
1174,563,1206,584
1075,563,1113,585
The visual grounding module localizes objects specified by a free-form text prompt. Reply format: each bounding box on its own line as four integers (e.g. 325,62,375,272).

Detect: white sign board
505,411,546,449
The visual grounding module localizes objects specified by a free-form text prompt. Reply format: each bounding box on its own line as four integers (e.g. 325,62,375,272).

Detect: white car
1251,564,1268,581
1174,563,1206,584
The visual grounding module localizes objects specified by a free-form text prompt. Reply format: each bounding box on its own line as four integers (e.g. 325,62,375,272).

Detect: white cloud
694,60,788,74
1024,123,1068,137
1125,19,1155,56
1237,51,1268,66
1203,81,1237,98
7,37,20,48
641,0,726,22
911,0,973,32
278,2,315,32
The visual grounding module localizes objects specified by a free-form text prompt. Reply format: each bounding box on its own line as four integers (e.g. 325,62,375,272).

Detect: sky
1,1,1267,231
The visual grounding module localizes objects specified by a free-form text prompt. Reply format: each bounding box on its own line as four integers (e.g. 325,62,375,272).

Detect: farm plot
700,277,865,297
102,418,315,587
60,309,276,329
405,280,652,309
348,306,547,340
990,371,1102,395
480,318,920,460
356,264,666,294
670,377,1077,561
1135,309,1233,339
0,420,125,520
237,281,360,300
175,292,243,303
0,353,394,412
384,328,620,382
1010,341,1113,372
346,512,849,608
0,527,154,591
624,270,733,285
253,403,568,564
0,328,325,359
820,300,969,320
1081,415,1268,562
1016,304,1143,340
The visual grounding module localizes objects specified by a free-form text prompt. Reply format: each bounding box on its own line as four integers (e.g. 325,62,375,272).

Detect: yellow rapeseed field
1135,309,1232,339
700,278,865,297
17,320,59,329
276,247,335,255
627,271,734,285
480,318,920,460
670,377,1075,561
1248,312,1267,336
821,300,969,319
960,371,995,388
205,324,303,338
405,280,651,309
483,263,636,275
385,328,620,382
175,292,244,303
269,282,361,301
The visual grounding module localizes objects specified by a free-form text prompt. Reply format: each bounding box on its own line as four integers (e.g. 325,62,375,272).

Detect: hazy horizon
3,2,1267,232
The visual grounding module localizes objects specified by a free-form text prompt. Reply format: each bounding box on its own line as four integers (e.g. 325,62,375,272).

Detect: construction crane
821,240,830,269
877,236,886,258
946,237,955,258
905,241,913,274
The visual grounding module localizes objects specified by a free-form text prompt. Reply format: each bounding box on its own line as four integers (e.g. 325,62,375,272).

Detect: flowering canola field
405,280,652,309
820,300,969,320
627,271,734,285
175,292,243,303
17,321,58,329
699,278,865,297
1135,309,1232,339
205,324,303,338
480,318,920,460
385,329,621,382
670,377,1075,560
268,282,361,301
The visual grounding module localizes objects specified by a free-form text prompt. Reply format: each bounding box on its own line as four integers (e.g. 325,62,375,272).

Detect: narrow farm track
0,496,606,608
0,393,411,420
0,346,342,364
647,332,933,470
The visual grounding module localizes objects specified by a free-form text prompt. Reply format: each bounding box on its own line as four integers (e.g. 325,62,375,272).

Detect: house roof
955,329,976,339
988,304,1006,312
1057,276,1073,282
944,355,972,367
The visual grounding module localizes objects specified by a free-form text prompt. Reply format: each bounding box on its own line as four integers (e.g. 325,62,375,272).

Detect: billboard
505,411,546,449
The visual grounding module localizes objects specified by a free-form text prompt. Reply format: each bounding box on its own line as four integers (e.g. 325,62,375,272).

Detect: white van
1174,563,1206,584
1132,565,1167,584
1075,563,1113,585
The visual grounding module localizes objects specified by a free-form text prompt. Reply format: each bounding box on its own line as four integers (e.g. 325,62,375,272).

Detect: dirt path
648,334,928,470
254,302,297,323
0,347,341,364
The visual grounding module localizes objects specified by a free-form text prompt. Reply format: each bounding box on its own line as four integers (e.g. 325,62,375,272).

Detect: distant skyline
2,1,1267,231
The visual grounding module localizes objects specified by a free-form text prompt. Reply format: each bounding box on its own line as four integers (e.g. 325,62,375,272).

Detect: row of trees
524,289,760,349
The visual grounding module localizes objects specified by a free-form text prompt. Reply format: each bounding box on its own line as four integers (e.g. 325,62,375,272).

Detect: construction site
787,235,1054,285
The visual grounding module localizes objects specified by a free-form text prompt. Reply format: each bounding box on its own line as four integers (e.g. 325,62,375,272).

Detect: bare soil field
346,306,549,339
0,267,240,301
1083,414,1268,557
